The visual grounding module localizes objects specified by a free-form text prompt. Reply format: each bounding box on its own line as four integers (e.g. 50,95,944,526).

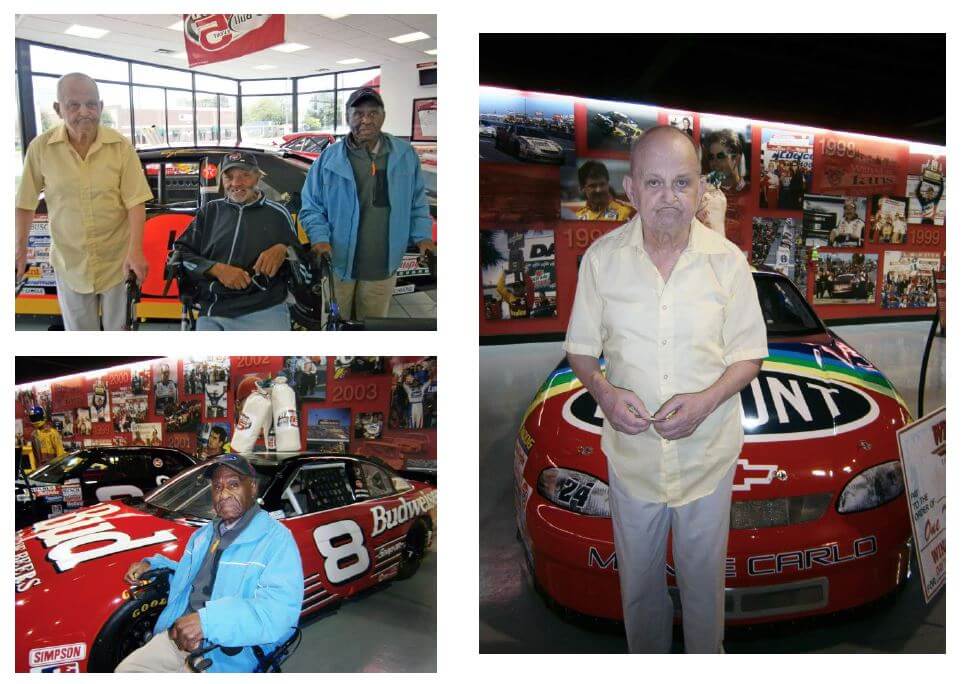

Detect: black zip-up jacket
175,194,301,318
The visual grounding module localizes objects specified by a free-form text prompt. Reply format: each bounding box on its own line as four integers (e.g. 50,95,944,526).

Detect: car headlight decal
837,460,904,513
730,493,831,529
537,468,611,517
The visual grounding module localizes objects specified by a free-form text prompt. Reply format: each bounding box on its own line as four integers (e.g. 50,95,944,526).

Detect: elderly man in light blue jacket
299,86,435,320
117,454,302,672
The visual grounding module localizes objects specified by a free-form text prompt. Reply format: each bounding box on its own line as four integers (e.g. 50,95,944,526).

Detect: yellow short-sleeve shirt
564,216,769,505
16,125,154,294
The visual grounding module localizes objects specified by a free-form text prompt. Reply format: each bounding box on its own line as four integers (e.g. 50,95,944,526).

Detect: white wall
378,60,436,137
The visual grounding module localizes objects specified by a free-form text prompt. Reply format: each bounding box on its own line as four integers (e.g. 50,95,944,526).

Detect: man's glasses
707,150,732,161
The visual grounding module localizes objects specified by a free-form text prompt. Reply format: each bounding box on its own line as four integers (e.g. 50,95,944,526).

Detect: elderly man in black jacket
175,151,303,330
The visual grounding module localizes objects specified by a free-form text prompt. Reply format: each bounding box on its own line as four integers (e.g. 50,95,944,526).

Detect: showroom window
17,40,378,151
297,73,335,93
167,90,195,145
241,79,291,96
219,95,237,146
31,75,58,135
298,91,336,132
132,86,167,147
338,68,379,89
30,44,128,82
131,63,192,90
241,95,293,147
195,73,237,95
196,92,219,144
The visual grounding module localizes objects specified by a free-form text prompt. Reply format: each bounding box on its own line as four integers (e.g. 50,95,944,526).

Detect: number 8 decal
313,520,370,584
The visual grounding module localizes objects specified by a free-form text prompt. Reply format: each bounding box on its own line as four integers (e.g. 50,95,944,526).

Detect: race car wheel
396,517,432,581
87,571,172,672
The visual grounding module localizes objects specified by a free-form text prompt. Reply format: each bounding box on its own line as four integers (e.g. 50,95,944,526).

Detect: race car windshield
521,127,551,139
27,452,88,484
754,275,825,336
144,463,271,520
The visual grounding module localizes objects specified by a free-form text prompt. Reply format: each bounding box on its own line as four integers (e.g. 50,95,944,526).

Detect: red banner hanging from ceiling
183,14,285,68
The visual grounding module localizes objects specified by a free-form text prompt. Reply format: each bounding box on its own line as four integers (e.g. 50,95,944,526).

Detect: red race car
274,132,337,161
15,452,436,672
515,270,914,625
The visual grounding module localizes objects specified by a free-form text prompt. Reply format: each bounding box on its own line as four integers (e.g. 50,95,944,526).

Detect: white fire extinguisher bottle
231,388,272,454
271,376,301,451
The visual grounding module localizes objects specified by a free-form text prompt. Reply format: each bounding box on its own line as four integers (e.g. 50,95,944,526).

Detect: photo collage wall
479,85,946,335
15,356,437,473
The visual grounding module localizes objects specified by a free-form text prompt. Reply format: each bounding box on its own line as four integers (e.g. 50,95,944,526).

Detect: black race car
15,446,197,529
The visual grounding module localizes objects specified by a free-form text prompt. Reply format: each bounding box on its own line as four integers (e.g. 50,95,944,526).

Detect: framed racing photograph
388,357,436,430
481,229,557,320
412,97,436,142
354,411,385,440
582,101,659,157
306,406,351,453
812,252,880,305
700,115,753,192
560,158,635,221
282,356,327,400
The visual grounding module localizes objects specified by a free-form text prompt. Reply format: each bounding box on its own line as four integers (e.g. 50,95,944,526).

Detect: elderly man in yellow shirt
565,127,768,653
15,72,153,331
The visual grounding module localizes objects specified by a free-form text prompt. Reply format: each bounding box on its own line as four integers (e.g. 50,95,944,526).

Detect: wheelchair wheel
395,517,432,581
87,572,172,672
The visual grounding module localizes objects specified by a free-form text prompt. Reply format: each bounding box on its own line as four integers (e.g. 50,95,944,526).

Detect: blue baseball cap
203,453,257,479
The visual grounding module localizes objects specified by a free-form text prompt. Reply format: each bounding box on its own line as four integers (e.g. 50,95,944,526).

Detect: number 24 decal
313,520,370,584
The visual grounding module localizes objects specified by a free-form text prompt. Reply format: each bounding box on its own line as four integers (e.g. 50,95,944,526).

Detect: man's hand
310,242,332,257
593,380,652,435
169,612,204,653
652,391,717,440
253,243,288,277
16,249,27,282
209,263,251,290
417,239,436,255
123,560,151,584
124,250,150,284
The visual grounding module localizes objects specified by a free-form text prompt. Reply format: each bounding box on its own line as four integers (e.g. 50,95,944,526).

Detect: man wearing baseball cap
172,151,304,330
299,86,435,319
118,454,302,672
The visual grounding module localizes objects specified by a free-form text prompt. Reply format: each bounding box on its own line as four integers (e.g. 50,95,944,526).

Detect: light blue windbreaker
141,508,303,673
298,134,433,281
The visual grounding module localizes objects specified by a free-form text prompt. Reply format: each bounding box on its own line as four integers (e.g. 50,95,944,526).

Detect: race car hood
16,500,198,638
520,337,912,496
520,136,560,151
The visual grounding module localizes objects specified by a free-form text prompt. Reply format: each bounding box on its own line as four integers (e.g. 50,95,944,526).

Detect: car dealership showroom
478,35,946,654
16,355,437,672
14,14,437,331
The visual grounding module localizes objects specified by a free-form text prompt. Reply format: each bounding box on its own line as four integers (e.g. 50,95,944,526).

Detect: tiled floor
14,290,437,330
480,321,946,653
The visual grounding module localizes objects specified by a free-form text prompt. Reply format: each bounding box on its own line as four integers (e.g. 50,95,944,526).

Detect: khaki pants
608,460,735,653
55,272,128,331
115,631,192,672
334,276,397,320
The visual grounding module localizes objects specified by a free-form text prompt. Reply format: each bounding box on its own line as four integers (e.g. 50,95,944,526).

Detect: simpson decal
28,643,86,668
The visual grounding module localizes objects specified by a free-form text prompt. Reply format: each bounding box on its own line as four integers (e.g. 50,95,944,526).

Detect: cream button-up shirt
564,216,768,505
16,124,154,294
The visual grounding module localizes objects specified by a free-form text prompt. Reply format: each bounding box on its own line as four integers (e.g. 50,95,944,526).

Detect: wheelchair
125,568,301,673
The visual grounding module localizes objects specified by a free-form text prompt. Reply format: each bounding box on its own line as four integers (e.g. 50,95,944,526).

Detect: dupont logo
561,368,879,442
29,642,86,668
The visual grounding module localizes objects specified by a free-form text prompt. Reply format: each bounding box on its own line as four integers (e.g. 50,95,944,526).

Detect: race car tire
87,570,172,672
396,516,432,581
